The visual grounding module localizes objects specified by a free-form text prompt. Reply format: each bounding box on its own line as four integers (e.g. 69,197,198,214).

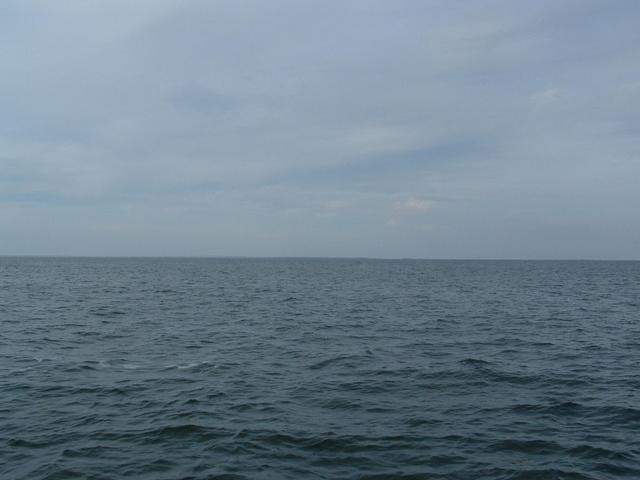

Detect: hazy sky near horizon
1,0,639,258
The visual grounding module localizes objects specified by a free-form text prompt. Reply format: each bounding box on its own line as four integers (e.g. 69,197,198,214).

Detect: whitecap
122,364,143,370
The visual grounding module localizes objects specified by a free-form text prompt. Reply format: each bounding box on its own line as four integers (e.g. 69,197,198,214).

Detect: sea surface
1,257,639,480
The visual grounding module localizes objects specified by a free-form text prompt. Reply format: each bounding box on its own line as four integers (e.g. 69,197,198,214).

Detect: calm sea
1,257,639,479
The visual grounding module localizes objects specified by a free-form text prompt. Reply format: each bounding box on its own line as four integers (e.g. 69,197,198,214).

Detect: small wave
511,401,583,416
318,398,362,410
460,358,491,366
309,355,358,370
488,439,561,455
93,424,229,445
90,308,127,317
177,362,204,369
122,364,143,370
164,361,215,370
568,444,634,461
510,401,640,425
469,467,597,480
8,438,51,449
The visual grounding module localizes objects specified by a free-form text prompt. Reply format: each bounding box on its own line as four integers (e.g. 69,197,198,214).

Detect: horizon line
0,255,638,262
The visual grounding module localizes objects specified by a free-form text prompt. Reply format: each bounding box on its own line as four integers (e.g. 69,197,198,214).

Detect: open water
1,257,639,479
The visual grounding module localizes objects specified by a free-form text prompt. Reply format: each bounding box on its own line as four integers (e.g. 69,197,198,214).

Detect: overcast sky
1,0,639,258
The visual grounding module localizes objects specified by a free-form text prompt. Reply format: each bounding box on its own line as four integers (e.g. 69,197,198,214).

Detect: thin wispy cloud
394,199,435,215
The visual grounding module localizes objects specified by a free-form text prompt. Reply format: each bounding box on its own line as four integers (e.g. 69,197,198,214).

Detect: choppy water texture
1,258,640,479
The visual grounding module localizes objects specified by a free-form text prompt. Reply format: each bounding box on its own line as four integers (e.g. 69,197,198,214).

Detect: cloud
394,198,435,214
531,87,559,108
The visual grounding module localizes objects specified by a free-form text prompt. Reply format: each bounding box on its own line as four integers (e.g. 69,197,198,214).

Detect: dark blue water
1,258,639,479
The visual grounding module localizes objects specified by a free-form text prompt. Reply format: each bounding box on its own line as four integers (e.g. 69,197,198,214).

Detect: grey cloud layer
1,0,639,257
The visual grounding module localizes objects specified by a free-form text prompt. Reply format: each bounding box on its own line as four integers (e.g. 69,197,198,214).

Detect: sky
1,0,639,259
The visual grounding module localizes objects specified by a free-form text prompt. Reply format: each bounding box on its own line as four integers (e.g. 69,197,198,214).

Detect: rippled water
1,258,639,479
